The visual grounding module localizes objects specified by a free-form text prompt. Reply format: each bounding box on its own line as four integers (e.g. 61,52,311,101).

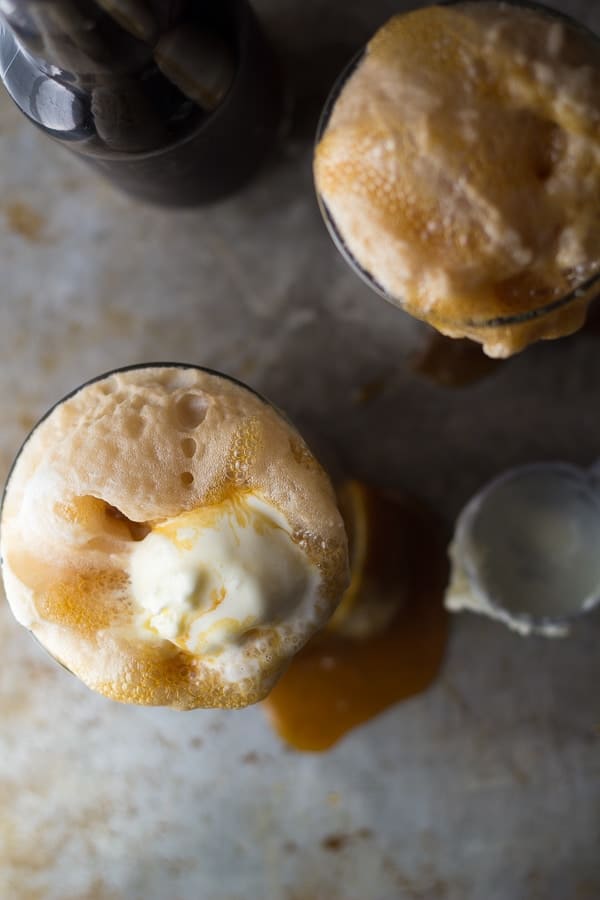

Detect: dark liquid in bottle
0,1,283,205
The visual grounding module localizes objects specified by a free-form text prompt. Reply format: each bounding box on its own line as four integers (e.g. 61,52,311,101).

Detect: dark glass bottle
0,0,284,206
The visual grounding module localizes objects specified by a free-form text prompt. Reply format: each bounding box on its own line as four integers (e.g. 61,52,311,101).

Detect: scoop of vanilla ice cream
131,494,318,658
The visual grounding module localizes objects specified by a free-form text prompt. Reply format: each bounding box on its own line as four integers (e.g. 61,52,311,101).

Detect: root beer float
1,364,449,750
0,365,349,709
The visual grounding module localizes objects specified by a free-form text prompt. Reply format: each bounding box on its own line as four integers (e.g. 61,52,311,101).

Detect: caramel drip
413,332,504,387
263,490,449,751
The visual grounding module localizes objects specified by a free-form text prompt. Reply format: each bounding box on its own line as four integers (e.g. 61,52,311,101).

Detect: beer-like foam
315,3,600,357
1,366,349,709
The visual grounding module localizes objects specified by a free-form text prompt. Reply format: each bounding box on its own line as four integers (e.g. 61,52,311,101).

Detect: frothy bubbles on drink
314,2,600,358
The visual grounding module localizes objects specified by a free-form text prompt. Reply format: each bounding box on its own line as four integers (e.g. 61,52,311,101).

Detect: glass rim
455,461,600,629
314,0,600,330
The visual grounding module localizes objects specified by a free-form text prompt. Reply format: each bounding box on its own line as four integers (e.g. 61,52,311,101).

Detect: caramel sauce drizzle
264,485,449,751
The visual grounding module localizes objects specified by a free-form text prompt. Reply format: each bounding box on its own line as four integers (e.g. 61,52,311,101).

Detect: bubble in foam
181,437,197,458
176,392,209,429
226,417,261,485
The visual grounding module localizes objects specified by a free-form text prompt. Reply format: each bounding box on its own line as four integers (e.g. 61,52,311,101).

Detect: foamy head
314,2,600,357
1,365,349,709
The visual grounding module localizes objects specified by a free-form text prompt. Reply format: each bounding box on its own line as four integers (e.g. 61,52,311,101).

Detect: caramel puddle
263,486,449,752
413,332,504,387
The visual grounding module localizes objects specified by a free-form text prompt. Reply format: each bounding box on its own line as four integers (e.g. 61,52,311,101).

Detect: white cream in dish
445,462,600,636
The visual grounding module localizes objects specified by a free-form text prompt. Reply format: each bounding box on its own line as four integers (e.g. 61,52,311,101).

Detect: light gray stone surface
0,2,599,898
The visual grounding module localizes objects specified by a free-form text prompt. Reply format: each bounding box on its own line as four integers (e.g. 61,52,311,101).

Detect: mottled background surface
0,1,599,898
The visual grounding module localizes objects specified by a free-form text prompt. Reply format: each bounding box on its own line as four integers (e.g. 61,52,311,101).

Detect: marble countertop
0,2,598,898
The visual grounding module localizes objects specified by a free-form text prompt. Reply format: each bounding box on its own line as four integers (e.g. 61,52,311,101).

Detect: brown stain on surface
102,306,134,335
582,297,600,335
321,833,351,852
412,332,504,387
321,828,374,853
354,373,388,406
4,202,45,242
241,751,260,765
41,352,58,374
18,411,37,433
264,488,449,751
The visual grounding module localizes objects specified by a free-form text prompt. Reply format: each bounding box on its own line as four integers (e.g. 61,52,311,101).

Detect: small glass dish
445,461,600,636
